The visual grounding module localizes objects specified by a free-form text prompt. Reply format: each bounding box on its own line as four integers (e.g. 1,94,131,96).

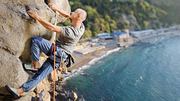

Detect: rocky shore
59,25,180,100
64,25,180,82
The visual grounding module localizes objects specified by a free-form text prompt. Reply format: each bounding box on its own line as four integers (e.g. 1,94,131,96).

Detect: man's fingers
27,9,37,18
48,3,53,7
25,5,31,12
27,10,33,14
25,6,37,16
48,3,58,11
27,10,33,16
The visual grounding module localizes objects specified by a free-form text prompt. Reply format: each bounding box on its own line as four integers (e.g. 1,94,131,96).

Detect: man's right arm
36,16,61,33
27,9,62,33
49,3,71,18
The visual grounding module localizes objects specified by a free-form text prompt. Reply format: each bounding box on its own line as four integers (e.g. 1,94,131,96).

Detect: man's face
70,10,80,21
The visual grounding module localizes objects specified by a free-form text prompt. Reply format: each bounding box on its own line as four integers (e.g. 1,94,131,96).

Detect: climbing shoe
22,63,38,73
6,85,20,98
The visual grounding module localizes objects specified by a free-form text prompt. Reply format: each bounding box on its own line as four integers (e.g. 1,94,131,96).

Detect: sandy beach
70,47,115,70
62,25,180,82
61,45,122,82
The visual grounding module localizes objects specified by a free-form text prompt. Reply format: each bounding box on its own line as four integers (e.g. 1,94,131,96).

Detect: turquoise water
65,36,180,101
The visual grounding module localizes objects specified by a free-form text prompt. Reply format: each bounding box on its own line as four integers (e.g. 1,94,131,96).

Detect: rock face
0,0,70,100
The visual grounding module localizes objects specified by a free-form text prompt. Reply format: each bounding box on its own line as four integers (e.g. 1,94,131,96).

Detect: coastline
58,25,180,100
62,46,121,82
61,28,180,101
62,25,180,83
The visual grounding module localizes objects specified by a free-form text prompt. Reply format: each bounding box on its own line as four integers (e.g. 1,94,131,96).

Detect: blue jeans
22,36,67,92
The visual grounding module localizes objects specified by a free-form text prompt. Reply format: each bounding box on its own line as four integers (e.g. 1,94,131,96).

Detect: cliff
0,0,70,100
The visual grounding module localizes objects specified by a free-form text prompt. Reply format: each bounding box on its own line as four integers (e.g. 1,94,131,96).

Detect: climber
6,3,87,98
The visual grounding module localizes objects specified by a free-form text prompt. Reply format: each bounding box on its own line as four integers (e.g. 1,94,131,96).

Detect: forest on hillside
147,0,180,24
67,0,169,39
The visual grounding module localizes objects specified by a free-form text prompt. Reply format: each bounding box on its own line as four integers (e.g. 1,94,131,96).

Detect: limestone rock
0,49,28,92
0,0,70,100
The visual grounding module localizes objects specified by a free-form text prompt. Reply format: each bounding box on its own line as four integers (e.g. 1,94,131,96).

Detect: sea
65,35,180,101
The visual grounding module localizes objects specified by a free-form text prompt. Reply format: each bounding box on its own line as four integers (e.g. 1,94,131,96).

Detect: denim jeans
22,36,67,92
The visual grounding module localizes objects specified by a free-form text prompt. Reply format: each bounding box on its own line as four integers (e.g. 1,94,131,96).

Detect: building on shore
96,33,113,40
112,29,133,47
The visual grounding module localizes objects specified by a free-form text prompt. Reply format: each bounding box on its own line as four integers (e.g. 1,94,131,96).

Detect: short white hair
75,8,87,21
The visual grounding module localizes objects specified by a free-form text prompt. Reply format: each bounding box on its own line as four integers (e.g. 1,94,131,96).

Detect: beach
55,25,180,101
62,25,180,82
62,45,121,81
64,26,180,101
65,34,180,101
71,47,117,70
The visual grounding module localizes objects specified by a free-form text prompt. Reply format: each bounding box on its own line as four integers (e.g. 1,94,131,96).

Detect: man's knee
31,36,43,44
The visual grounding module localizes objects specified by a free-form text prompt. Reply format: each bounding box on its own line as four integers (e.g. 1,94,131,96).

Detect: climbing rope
52,11,58,101
49,1,68,100
47,0,59,97
53,42,56,101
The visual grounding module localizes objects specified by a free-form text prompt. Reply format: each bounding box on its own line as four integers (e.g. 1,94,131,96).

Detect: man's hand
48,3,59,12
48,3,70,18
27,9,39,20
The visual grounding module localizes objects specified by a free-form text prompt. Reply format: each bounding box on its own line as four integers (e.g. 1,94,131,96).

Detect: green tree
70,0,167,38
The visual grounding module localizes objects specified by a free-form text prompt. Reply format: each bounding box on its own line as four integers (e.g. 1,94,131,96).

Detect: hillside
69,0,167,39
147,0,180,24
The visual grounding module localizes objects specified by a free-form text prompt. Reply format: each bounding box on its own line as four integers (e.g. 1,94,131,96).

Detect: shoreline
57,25,180,100
62,46,121,82
62,25,180,83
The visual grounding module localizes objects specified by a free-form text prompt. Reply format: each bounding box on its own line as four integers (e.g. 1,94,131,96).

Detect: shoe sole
22,63,38,73
5,85,20,99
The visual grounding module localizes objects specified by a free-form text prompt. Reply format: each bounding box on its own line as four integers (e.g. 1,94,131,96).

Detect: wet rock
57,90,79,101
